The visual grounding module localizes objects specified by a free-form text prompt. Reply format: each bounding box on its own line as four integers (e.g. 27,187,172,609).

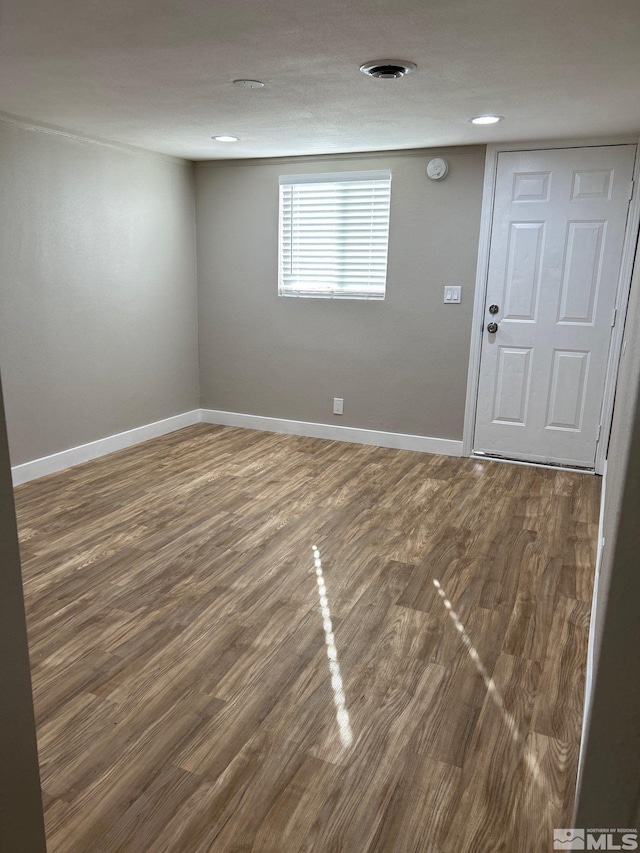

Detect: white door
474,145,636,468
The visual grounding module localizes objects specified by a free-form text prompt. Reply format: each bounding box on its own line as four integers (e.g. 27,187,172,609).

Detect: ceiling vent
360,60,417,79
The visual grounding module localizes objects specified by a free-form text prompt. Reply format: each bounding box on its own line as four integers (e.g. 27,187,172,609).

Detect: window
278,170,391,300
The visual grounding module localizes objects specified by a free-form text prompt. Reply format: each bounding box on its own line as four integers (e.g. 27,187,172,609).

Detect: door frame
462,136,640,474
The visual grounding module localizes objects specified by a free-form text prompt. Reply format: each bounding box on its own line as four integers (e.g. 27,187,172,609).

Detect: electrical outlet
444,286,462,303
333,397,344,415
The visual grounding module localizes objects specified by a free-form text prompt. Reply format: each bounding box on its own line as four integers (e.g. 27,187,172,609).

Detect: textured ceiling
1,0,639,160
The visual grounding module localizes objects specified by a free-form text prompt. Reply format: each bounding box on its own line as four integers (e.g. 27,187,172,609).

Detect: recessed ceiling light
211,135,240,142
232,79,265,89
470,115,504,125
360,60,417,79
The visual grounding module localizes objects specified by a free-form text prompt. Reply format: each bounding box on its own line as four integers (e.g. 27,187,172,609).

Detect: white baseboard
200,408,464,457
11,410,200,486
576,458,608,801
11,408,463,486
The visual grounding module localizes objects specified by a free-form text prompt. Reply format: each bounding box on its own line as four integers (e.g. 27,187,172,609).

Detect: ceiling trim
193,145,485,169
0,111,191,167
194,135,640,169
483,134,639,152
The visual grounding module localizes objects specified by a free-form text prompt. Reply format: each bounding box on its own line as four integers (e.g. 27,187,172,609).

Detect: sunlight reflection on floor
432,578,547,793
313,545,353,748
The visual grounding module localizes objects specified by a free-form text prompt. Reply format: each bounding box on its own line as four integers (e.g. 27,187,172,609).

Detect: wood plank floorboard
14,424,600,852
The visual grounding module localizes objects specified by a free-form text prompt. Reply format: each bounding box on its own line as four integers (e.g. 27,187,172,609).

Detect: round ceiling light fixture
360,59,417,79
211,135,240,142
469,115,504,125
232,79,265,89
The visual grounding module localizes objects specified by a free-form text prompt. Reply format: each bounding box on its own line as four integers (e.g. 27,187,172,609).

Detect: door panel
503,222,544,320
493,347,532,425
474,145,636,468
571,169,613,200
512,171,551,202
558,221,605,324
546,349,590,431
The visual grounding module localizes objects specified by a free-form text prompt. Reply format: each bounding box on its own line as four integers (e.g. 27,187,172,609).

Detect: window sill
279,291,385,301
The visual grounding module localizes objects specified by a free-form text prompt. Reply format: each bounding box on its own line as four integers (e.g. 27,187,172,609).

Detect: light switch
444,286,462,303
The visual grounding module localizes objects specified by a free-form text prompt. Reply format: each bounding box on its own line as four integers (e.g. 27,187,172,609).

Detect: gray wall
195,148,485,439
575,235,640,825
0,371,46,852
0,120,199,466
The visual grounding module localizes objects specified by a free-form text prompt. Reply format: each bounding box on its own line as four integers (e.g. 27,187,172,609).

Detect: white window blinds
278,170,391,299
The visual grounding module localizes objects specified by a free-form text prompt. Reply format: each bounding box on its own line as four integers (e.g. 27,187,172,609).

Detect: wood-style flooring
14,424,600,852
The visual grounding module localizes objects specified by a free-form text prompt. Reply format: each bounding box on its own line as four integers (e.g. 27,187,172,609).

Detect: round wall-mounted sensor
427,158,449,181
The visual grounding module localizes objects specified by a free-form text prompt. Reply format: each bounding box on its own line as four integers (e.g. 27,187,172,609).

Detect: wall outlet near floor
444,286,462,303
333,397,344,415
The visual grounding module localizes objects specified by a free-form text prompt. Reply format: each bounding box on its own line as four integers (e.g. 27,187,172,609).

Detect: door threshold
472,451,596,474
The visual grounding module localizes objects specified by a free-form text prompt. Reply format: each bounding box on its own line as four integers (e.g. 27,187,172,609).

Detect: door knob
487,322,498,333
